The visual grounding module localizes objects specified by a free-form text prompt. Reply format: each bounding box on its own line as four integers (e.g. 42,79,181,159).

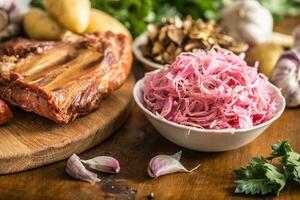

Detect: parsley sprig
234,141,300,196
235,156,286,195
267,141,300,183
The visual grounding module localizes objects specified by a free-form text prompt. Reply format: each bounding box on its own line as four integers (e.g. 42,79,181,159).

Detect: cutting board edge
0,98,133,175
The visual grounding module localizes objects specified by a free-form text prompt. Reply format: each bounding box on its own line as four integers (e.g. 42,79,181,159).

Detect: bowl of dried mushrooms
133,16,249,71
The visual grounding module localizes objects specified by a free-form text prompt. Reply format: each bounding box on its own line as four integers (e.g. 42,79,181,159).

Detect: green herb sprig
234,156,286,195
234,141,300,196
267,141,300,183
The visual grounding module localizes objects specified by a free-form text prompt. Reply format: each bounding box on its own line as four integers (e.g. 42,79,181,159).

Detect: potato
246,42,284,79
85,9,132,40
23,8,64,40
45,0,90,33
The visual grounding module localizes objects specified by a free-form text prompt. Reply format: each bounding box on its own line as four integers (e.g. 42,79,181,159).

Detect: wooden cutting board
0,75,135,175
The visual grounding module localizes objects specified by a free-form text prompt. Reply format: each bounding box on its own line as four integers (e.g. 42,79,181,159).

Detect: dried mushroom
167,26,184,45
141,16,248,65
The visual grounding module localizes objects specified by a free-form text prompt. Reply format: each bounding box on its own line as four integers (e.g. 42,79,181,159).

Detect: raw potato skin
246,43,283,79
23,8,64,40
45,0,91,34
85,9,132,41
0,99,12,125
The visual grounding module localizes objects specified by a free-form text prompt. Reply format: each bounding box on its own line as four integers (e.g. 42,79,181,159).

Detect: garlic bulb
293,25,300,48
272,49,300,107
0,0,30,40
221,0,273,45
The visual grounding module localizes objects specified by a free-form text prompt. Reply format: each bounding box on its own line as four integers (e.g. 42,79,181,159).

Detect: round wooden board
0,75,135,175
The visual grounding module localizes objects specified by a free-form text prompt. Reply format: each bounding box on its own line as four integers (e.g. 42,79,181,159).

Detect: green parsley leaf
267,141,300,183
266,141,293,160
283,152,300,182
234,156,286,196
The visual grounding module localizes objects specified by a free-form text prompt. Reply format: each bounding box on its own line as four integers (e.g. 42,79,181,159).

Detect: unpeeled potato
85,9,132,40
246,43,284,79
23,8,64,40
45,0,91,34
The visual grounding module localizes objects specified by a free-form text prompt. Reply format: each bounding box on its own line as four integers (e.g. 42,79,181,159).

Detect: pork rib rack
0,32,132,123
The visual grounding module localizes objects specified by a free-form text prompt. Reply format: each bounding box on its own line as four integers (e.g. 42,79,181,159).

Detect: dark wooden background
0,17,299,200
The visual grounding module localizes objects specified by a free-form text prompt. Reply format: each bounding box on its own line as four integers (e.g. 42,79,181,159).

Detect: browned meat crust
0,32,132,123
0,99,13,125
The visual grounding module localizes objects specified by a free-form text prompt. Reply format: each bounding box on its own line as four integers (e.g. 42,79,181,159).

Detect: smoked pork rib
0,32,132,123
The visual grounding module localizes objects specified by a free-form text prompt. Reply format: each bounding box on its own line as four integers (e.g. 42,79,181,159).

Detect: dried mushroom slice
217,34,235,46
183,16,193,34
152,41,164,55
229,42,249,53
174,16,183,28
147,24,158,42
154,54,163,63
166,43,177,54
207,37,215,45
189,28,210,40
175,47,182,57
163,52,174,64
184,40,206,51
167,26,184,45
158,26,168,42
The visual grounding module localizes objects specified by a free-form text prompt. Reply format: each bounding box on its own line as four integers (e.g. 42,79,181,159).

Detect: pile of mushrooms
141,16,248,65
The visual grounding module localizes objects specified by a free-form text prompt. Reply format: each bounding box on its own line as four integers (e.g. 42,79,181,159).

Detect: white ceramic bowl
133,78,286,152
132,32,164,70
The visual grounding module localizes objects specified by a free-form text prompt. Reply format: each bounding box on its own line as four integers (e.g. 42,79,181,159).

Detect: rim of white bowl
132,32,164,70
133,77,286,134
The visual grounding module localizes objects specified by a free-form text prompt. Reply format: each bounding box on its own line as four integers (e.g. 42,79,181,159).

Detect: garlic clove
171,150,182,161
66,154,101,184
148,151,200,178
81,156,120,174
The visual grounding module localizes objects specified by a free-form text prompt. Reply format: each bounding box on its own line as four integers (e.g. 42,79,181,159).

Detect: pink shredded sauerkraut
142,47,277,129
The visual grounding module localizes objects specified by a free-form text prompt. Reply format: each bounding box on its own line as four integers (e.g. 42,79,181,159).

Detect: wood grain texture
0,75,135,174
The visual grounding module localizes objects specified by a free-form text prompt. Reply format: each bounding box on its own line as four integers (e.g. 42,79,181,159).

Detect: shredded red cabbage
142,47,277,129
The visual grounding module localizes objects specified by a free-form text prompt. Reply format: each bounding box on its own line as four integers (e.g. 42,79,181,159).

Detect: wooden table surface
0,18,300,200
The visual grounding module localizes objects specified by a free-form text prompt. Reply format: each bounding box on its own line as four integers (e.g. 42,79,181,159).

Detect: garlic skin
81,156,120,174
0,0,30,40
148,151,200,178
272,49,300,107
221,0,273,45
66,154,100,184
293,25,300,48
